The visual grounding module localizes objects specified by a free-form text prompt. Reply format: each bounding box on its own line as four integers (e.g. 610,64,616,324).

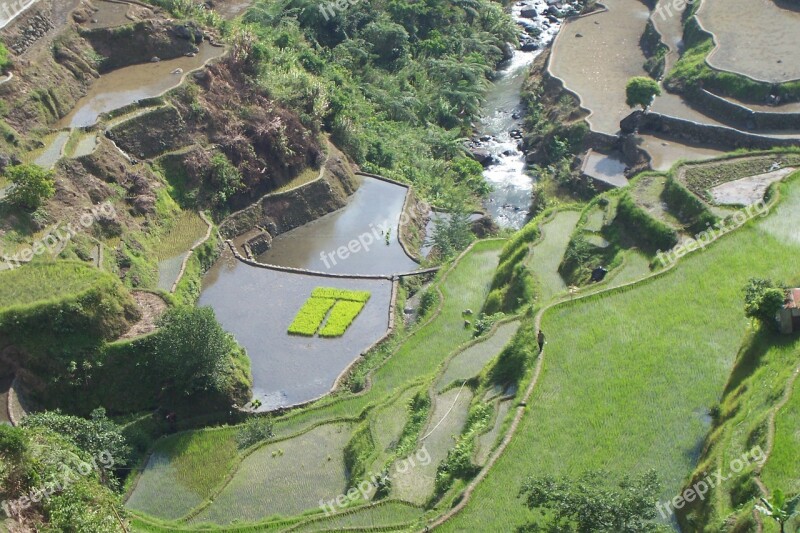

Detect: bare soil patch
120,291,168,339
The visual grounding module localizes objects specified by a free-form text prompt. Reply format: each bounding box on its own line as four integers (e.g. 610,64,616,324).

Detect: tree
744,278,785,328
756,490,800,533
4,164,56,210
20,408,131,468
518,470,670,532
625,76,662,110
154,306,242,396
431,210,474,259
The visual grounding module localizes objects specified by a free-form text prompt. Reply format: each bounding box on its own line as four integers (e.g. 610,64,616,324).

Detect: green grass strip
287,297,336,336
311,287,371,302
319,300,368,337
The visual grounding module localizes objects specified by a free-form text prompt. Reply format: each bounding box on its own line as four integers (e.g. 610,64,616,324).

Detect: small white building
779,288,800,334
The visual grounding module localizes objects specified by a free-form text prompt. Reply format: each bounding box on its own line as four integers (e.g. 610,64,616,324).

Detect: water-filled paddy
257,177,419,276
58,43,225,128
199,250,393,410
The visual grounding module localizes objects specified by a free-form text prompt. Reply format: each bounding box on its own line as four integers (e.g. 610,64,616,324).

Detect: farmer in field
537,330,545,353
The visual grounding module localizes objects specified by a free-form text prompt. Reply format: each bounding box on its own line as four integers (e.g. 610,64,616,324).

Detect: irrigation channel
198,0,568,409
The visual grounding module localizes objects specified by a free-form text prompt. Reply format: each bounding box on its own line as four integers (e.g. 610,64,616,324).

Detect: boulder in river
470,148,492,165
520,7,538,18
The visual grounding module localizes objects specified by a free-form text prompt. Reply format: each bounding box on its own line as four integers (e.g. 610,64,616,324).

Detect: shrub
154,306,250,399
626,76,662,109
3,164,56,210
743,278,785,328
0,42,11,73
236,417,274,450
662,177,718,233
21,408,131,467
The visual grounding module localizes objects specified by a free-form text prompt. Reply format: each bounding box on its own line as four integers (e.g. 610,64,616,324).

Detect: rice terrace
0,0,798,531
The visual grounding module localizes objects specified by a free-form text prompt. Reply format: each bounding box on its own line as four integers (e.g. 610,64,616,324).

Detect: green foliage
432,211,475,259
239,0,517,206
236,417,275,450
311,287,371,302
0,424,121,532
154,306,251,400
473,312,506,337
743,278,785,327
319,299,368,337
344,424,375,490
395,391,431,458
21,408,131,467
518,470,668,532
434,401,494,495
3,164,56,210
209,153,245,208
755,489,800,533
287,297,336,336
0,424,26,457
625,76,662,109
615,193,679,253
418,288,439,319
0,41,11,72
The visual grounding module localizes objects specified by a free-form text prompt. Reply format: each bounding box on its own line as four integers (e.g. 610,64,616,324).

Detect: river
479,0,563,228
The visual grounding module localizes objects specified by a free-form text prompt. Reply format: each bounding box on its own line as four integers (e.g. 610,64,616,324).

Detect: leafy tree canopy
21,408,131,467
154,306,243,397
744,278,785,327
4,164,56,211
626,76,662,110
518,470,670,533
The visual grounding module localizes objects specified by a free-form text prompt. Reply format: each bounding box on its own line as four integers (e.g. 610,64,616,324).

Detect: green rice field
438,175,800,531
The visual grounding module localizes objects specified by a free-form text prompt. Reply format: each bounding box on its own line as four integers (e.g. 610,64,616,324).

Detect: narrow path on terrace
524,210,580,303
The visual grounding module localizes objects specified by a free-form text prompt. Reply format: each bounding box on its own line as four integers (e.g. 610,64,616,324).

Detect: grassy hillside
439,174,800,531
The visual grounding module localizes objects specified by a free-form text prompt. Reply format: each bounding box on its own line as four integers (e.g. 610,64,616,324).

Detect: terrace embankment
219,142,359,242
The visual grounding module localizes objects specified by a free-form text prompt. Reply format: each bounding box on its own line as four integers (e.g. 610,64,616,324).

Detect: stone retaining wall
686,89,800,131
636,111,800,150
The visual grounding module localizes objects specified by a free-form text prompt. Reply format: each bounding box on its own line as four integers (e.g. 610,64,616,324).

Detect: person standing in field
537,330,545,353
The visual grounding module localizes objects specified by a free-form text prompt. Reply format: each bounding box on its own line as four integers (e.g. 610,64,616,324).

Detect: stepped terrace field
439,174,800,531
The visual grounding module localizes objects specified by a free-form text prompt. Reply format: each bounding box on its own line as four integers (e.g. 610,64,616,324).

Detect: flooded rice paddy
58,42,225,128
199,250,393,410
257,177,420,276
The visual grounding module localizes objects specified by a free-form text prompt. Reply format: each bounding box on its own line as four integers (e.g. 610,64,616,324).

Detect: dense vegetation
231,0,517,209
0,415,125,531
